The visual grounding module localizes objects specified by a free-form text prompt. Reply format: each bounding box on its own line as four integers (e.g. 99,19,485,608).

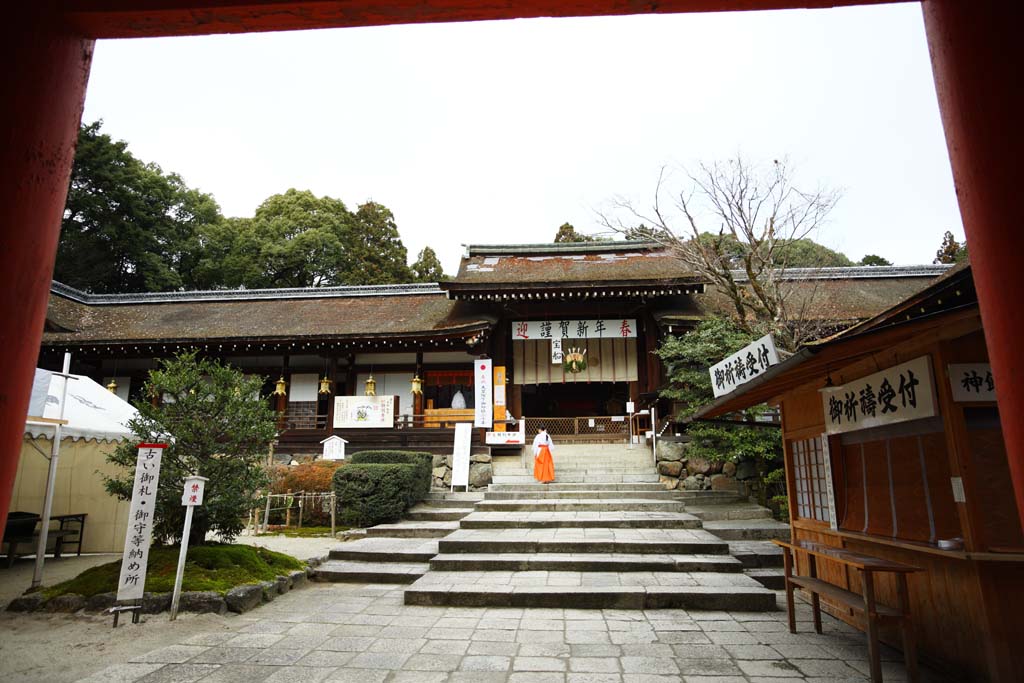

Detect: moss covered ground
41,543,304,599
257,525,348,538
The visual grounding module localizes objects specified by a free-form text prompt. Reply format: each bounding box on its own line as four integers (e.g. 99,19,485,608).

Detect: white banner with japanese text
821,356,937,435
948,363,996,402
117,444,165,601
474,359,493,428
710,334,781,398
333,395,395,429
512,319,636,340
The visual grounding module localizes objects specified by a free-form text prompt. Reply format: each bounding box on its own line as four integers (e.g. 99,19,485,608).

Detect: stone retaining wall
431,452,493,490
655,440,757,493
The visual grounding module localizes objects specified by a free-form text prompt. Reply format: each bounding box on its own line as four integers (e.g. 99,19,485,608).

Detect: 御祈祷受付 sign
709,334,780,398
821,356,937,436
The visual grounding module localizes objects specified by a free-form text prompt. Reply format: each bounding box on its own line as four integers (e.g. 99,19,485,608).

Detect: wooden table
773,539,921,683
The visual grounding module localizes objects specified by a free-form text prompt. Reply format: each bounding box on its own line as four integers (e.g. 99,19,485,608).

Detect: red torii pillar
923,0,1024,530
0,13,93,535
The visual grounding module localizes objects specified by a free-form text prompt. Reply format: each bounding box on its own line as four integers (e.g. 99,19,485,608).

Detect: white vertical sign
474,359,493,428
551,338,564,364
820,436,838,530
451,423,472,490
117,444,166,602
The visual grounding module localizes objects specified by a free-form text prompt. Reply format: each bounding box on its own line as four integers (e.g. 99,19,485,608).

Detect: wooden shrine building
38,241,948,458
691,263,1024,681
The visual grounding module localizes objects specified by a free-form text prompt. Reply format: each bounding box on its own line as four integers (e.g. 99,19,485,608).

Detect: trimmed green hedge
334,464,414,527
349,450,433,505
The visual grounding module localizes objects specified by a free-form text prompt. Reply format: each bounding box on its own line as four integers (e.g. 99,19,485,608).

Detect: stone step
491,473,660,484
458,511,701,529
686,503,773,521
316,560,428,584
701,519,792,541
429,552,743,573
404,571,776,610
420,495,482,509
674,491,748,504
329,537,439,562
493,465,657,474
744,567,786,590
417,497,477,507
437,528,731,555
728,540,785,568
475,499,685,513
365,521,461,538
485,491,679,501
489,482,667,492
405,507,473,522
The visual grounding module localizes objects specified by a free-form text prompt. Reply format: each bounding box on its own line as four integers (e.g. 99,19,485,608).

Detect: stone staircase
315,492,480,584
402,444,782,610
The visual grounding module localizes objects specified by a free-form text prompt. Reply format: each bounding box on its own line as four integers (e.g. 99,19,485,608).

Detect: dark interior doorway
520,382,629,417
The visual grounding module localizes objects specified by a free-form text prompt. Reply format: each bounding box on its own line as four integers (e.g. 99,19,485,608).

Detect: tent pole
31,353,72,589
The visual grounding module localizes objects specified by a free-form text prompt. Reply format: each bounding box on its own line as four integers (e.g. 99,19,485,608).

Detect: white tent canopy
26,369,138,442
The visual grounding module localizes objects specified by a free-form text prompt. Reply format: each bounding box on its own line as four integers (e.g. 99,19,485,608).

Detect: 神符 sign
821,356,937,435
710,335,781,398
512,319,636,340
116,444,166,602
948,363,996,402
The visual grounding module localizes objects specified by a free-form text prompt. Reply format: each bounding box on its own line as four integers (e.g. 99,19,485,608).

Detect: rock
468,462,493,488
260,581,277,602
470,453,492,463
7,593,45,612
445,454,453,469
46,594,86,613
289,570,308,588
225,584,263,613
276,575,291,593
687,457,713,476
305,565,316,578
722,461,737,477
709,474,738,492
180,591,227,615
85,592,117,612
658,475,680,490
658,461,683,477
682,475,702,491
695,473,705,480
735,459,758,480
142,592,172,614
657,441,686,462
432,477,444,489
432,466,447,479
442,469,452,486
432,453,447,469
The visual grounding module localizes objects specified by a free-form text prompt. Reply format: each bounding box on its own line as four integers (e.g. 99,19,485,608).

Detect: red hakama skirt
534,445,555,483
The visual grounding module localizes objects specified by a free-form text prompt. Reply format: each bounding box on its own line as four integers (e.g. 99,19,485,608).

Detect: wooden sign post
169,475,208,621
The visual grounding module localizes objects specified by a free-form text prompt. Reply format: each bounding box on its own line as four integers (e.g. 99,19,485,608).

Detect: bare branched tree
597,156,842,350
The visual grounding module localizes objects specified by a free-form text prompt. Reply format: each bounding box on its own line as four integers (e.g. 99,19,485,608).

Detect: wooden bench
3,512,87,567
773,539,921,683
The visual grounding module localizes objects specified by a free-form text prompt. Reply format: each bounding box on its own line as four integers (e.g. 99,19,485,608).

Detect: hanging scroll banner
116,444,166,602
474,359,493,428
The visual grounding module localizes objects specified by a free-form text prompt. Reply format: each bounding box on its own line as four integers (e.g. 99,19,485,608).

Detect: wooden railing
281,413,329,430
524,416,629,440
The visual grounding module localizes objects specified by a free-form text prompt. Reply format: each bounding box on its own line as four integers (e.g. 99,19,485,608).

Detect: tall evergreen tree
56,121,222,293
411,246,446,282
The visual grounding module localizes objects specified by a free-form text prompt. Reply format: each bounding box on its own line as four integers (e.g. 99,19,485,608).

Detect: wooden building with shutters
37,240,949,457
691,263,1024,681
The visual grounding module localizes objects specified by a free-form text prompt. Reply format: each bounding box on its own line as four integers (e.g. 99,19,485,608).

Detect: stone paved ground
66,583,950,683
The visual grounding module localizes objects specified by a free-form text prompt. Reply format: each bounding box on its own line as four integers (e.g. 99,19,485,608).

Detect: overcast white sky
82,2,964,276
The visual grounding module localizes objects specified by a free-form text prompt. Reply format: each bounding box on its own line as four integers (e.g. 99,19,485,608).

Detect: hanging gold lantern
410,374,423,396
318,375,332,395
273,376,287,396
364,374,376,396
106,379,118,393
